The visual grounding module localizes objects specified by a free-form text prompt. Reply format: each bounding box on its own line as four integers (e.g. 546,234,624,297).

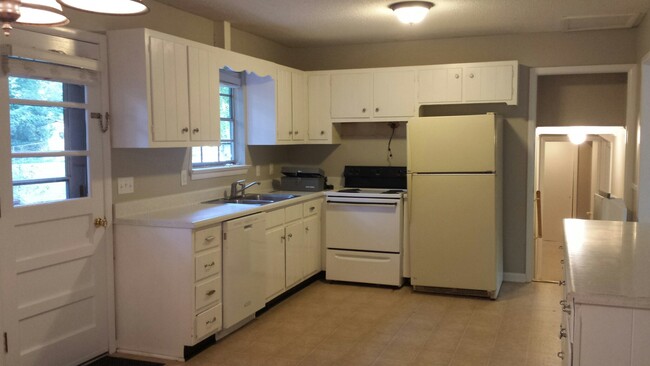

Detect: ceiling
153,0,649,48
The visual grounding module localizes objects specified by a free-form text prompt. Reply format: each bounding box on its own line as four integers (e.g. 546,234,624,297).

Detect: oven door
325,196,402,253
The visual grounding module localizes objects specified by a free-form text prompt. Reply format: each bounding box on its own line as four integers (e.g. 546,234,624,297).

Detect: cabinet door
418,67,462,103
265,226,286,300
304,215,321,277
291,72,308,142
149,36,190,142
285,221,305,288
188,46,220,143
373,70,416,118
308,74,331,141
463,65,513,103
276,68,293,141
330,73,372,119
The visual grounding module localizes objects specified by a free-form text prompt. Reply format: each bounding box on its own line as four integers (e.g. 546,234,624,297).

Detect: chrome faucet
229,179,260,198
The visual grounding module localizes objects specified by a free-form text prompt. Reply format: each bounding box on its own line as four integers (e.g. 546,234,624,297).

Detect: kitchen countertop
114,191,326,229
563,218,650,309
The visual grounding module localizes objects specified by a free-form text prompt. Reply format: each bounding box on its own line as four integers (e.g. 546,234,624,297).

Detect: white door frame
638,52,650,222
525,64,637,282
0,26,115,362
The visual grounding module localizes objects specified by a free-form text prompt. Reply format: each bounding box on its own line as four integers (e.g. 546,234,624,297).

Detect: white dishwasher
222,213,266,329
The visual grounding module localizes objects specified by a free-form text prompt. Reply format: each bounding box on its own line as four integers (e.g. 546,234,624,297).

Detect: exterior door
0,59,109,365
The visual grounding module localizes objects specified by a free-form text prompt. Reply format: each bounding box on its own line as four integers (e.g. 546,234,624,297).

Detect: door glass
8,76,90,206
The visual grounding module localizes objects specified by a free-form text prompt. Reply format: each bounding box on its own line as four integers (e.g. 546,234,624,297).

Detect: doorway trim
525,64,637,282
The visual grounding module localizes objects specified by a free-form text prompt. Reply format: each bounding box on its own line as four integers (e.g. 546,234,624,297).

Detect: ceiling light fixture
0,0,149,36
389,1,434,25
568,130,587,145
56,0,149,16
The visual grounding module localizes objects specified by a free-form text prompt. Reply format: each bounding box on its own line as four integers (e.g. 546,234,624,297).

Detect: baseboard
504,272,527,282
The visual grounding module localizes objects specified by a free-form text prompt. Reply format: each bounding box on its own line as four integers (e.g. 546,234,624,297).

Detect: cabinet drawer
303,199,322,217
195,304,221,340
195,249,221,281
266,208,285,229
285,204,303,222
195,276,221,311
194,225,221,252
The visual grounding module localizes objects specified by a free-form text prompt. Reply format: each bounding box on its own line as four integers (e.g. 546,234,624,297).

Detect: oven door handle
326,200,398,206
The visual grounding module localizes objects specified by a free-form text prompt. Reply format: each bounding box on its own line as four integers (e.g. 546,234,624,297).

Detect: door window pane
10,106,86,152
9,77,85,103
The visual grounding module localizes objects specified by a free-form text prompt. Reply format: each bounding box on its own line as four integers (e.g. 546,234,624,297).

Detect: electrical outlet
255,165,261,177
181,170,188,186
117,177,134,194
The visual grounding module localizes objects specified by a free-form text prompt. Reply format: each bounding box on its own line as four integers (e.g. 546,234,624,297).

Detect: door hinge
223,232,227,241
4,332,8,353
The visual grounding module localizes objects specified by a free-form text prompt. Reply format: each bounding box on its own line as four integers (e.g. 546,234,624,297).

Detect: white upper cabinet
108,28,220,148
418,61,518,106
307,73,340,144
330,69,416,122
247,67,310,145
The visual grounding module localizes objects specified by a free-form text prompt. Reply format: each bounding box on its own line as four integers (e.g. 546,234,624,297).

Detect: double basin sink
202,193,300,206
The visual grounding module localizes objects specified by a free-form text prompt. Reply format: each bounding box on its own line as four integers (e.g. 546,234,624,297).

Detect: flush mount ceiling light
568,130,587,145
56,0,149,16
389,1,434,25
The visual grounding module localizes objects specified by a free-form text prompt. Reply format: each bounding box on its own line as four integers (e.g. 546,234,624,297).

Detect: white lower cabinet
264,198,323,301
114,224,222,360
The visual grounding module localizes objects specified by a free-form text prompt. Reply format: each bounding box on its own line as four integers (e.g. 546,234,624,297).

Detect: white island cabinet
561,219,650,366
108,28,220,148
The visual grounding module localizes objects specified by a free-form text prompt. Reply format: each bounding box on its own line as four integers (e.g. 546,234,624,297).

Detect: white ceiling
153,0,649,47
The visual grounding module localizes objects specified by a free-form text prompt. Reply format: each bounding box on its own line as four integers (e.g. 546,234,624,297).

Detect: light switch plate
117,177,134,194
181,170,188,186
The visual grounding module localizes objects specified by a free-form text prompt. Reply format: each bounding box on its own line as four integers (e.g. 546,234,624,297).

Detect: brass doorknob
94,217,108,228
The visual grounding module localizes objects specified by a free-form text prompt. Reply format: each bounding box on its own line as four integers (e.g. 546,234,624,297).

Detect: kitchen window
191,69,247,178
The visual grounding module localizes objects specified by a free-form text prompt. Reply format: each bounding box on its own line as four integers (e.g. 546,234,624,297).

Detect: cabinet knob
558,327,567,339
193,128,199,134
375,107,379,113
294,131,299,135
281,235,286,240
320,130,325,135
305,227,309,232
455,74,460,79
469,73,475,79
181,127,189,133
362,108,366,113
289,131,293,135
288,233,293,238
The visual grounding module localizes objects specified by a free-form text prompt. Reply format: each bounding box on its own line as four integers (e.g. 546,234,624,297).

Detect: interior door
538,140,576,281
0,60,109,366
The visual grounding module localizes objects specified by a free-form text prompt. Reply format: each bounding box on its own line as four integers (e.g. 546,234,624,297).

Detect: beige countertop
114,191,326,229
563,218,650,309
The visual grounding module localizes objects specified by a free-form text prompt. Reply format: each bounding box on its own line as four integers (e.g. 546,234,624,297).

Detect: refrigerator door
408,114,496,173
409,173,499,292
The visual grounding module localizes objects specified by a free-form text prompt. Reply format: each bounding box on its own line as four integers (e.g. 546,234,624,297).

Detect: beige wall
537,73,628,127
638,14,650,60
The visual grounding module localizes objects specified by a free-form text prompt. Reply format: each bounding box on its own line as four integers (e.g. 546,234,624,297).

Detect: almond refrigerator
407,113,503,299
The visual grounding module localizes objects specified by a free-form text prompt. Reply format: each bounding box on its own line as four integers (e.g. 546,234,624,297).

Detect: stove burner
338,188,361,193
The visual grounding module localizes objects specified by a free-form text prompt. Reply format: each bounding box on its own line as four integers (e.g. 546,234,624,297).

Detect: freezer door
407,114,497,173
409,174,500,292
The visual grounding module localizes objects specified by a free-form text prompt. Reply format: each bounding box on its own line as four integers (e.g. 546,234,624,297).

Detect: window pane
9,77,85,103
12,156,89,206
10,105,86,153
219,143,233,162
14,182,68,206
220,120,232,140
219,86,230,94
220,95,231,119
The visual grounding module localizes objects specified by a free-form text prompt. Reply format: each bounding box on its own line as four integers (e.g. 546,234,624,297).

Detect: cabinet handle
281,235,286,240
310,206,315,211
320,130,325,135
557,352,565,360
206,289,216,296
205,235,215,242
559,326,567,339
559,300,567,306
206,317,217,326
181,127,189,133
193,128,199,134
204,261,215,269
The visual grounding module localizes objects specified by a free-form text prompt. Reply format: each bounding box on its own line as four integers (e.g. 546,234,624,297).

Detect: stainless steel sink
202,193,300,205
